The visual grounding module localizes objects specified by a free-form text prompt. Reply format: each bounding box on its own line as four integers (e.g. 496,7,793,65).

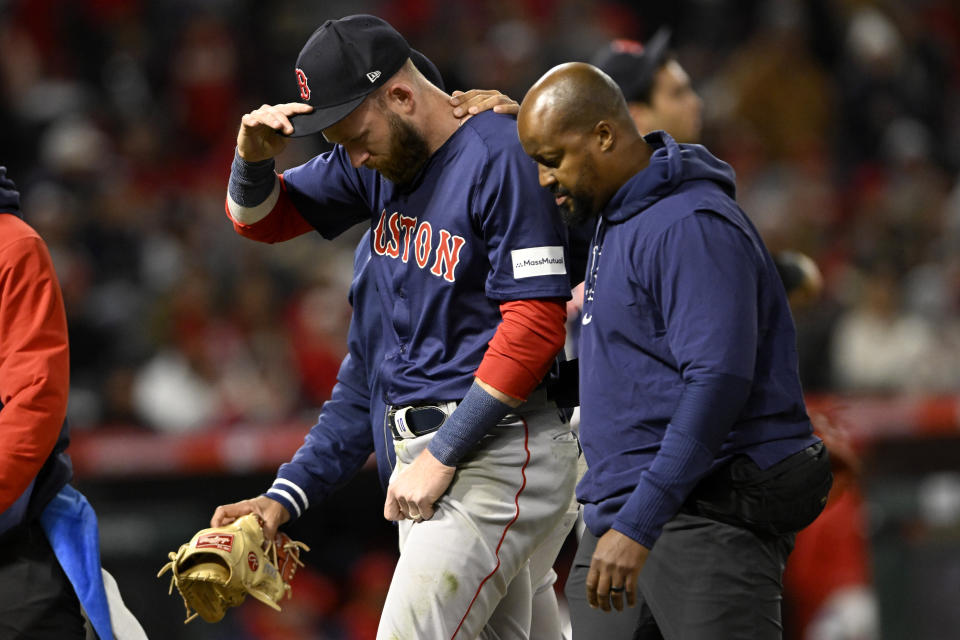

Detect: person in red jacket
0,165,80,636
0,166,146,639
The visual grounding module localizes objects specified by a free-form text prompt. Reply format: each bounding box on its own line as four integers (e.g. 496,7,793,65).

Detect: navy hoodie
577,133,818,547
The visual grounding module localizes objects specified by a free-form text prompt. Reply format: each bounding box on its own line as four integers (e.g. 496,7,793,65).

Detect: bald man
517,63,832,639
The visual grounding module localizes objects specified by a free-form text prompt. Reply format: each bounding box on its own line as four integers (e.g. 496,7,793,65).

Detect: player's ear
594,121,615,152
382,82,416,114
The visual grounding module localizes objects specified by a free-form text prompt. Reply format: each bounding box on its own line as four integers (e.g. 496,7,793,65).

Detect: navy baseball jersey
282,112,572,405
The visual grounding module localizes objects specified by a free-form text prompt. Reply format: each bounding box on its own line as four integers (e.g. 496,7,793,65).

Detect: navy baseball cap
289,15,440,138
411,48,445,92
592,27,671,103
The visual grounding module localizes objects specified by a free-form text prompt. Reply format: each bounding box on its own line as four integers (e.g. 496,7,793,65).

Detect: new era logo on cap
287,14,411,138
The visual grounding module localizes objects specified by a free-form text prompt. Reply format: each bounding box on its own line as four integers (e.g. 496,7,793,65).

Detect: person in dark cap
478,29,703,144
592,28,703,144
0,167,146,639
215,14,579,638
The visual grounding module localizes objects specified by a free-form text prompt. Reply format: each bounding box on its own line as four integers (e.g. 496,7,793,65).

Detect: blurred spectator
284,281,352,408
830,265,937,392
713,0,832,163
783,414,878,640
776,250,879,640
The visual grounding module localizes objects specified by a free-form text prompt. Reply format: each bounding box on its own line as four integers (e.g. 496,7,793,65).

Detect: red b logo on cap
295,68,310,100
611,39,644,55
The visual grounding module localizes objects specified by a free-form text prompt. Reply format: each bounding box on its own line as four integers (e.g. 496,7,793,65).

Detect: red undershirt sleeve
225,174,315,243
0,232,70,512
475,298,567,401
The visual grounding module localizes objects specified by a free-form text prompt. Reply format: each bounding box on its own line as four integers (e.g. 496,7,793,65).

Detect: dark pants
0,521,86,640
566,515,794,639
566,442,831,639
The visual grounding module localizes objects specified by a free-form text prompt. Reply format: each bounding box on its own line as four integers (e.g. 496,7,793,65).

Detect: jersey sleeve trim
227,179,280,225
265,479,307,520
274,478,309,511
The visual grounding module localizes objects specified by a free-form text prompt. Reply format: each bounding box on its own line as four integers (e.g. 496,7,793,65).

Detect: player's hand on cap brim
237,102,313,162
450,90,519,122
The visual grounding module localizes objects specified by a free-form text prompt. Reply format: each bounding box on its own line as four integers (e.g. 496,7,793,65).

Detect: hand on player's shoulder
450,89,519,122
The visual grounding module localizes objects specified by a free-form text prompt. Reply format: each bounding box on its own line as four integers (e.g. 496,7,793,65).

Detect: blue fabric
39,485,114,640
228,150,277,207
0,166,22,218
282,112,571,406
268,232,396,520
577,131,818,546
427,381,513,465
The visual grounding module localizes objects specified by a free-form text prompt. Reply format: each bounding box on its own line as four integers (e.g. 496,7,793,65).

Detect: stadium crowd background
2,0,959,638
2,0,959,430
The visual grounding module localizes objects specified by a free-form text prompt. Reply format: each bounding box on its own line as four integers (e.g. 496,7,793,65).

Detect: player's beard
369,113,431,185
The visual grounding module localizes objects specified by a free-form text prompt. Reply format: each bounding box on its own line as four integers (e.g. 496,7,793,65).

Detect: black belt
387,401,459,440
386,387,558,441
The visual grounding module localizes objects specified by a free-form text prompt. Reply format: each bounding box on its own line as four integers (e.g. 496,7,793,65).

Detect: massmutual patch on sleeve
511,246,567,279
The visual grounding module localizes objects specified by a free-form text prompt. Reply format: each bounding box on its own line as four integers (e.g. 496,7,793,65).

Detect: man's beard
556,190,596,226
368,113,431,185
553,157,600,226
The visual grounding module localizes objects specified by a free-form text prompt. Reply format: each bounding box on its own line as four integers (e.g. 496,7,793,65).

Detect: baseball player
517,64,833,638
219,14,579,639
214,49,577,640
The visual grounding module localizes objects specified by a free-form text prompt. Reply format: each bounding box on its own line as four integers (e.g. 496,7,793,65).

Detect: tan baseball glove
157,514,310,624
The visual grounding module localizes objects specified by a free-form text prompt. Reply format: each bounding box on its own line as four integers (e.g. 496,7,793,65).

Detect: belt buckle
390,406,417,440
